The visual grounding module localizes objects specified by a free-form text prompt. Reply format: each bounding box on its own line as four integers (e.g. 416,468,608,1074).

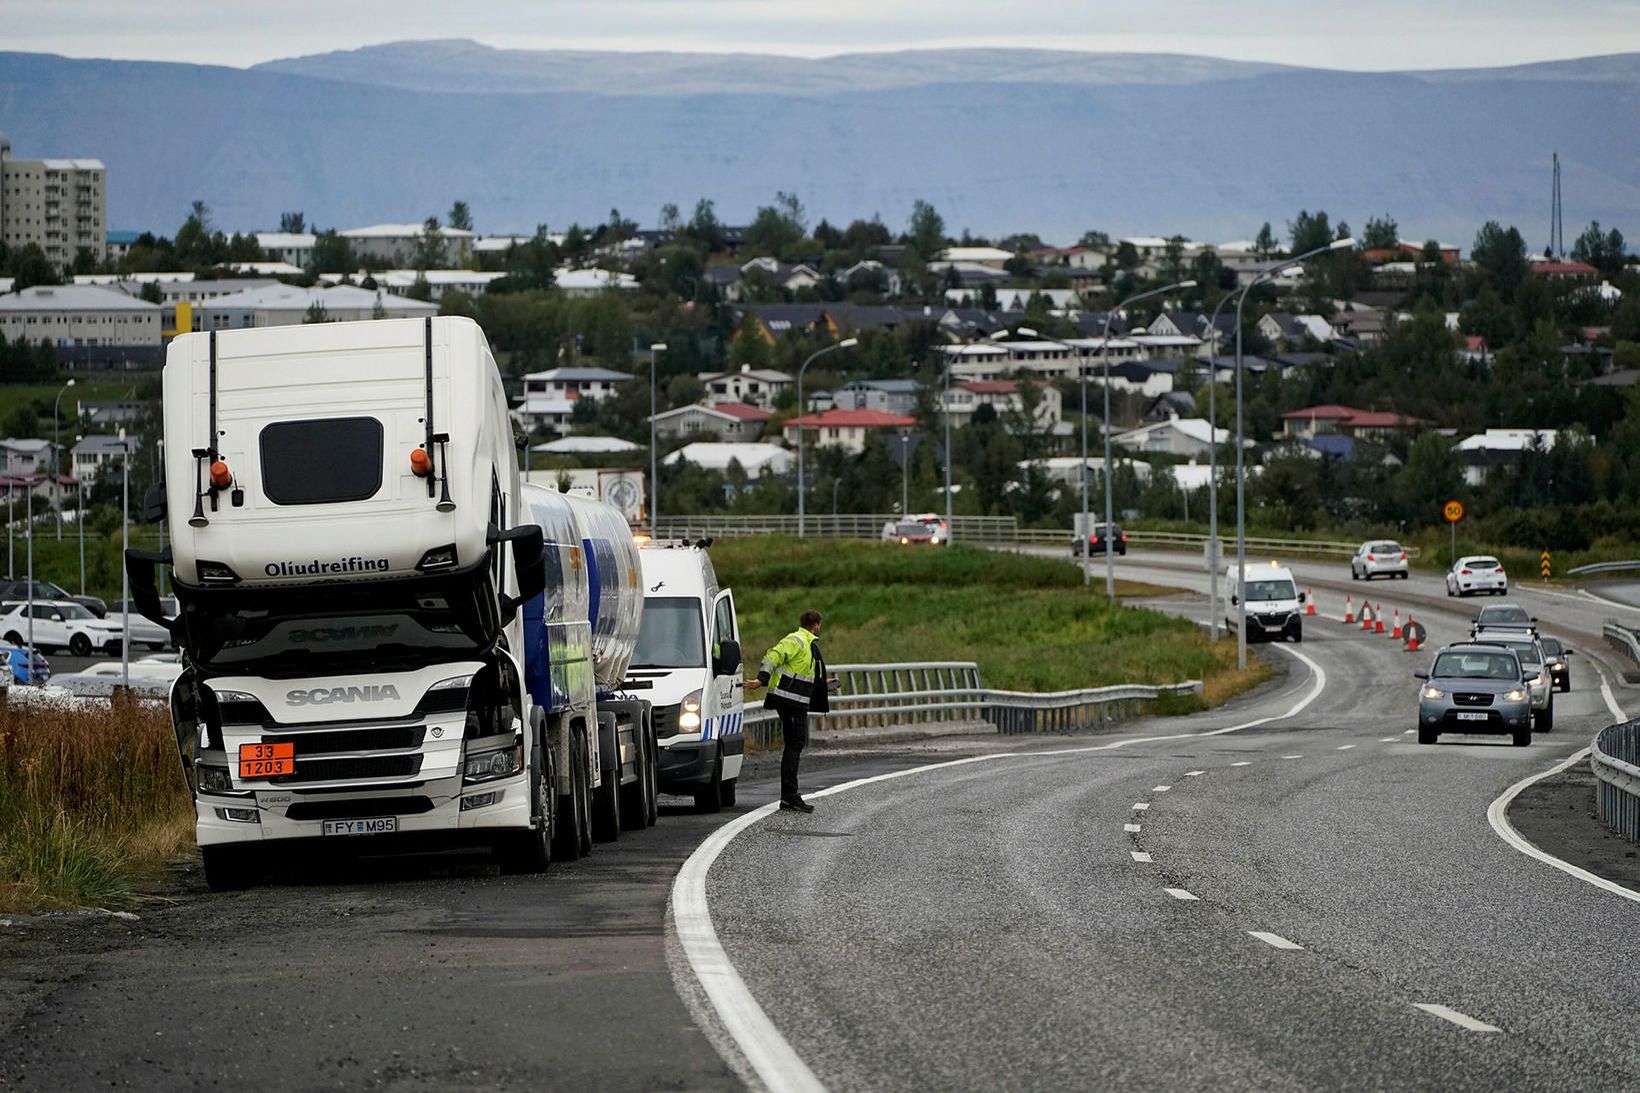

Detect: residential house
105,230,140,263
738,257,823,295
838,260,901,296
665,442,793,476
255,231,317,267
1454,429,1559,486
1280,404,1425,442
372,269,509,300
532,436,641,456
0,438,53,475
697,365,794,410
77,399,147,429
648,402,771,443
936,246,1014,269
340,223,475,266
523,367,631,402
733,304,833,343
832,379,922,416
194,284,436,329
0,285,162,368
1106,358,1183,397
1361,242,1461,265
941,380,1062,429
942,338,1146,383
1143,391,1197,422
554,269,640,297
1029,455,1147,490
70,434,136,484
781,408,917,455
1258,312,1337,349
1530,261,1599,283
1112,418,1237,459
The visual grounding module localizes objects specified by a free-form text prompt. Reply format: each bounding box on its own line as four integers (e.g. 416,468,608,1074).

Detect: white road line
1282,754,1303,759
1164,888,1199,901
1402,729,1414,735
1130,851,1153,862
1248,931,1303,951
1183,770,1205,777
671,644,1328,1085
1124,823,1141,833
1153,784,1172,792
1337,744,1357,751
1484,656,1640,906
1412,1003,1501,1033
1231,761,1252,767
1132,802,1151,811
1378,737,1398,743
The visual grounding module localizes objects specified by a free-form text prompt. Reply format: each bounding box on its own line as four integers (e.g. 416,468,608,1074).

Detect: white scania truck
126,317,655,889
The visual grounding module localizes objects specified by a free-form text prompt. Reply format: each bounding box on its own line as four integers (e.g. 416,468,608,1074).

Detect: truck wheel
695,750,724,814
499,739,554,874
620,724,649,831
592,750,622,844
554,726,591,860
644,723,659,827
201,845,258,891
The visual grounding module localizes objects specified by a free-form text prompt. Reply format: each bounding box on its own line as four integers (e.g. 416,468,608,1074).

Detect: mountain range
1,41,1637,247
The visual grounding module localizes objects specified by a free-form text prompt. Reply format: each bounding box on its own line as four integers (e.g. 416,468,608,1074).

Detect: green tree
411,216,444,270
745,192,805,255
279,211,306,233
1253,222,1279,259
303,301,331,324
1362,215,1399,250
1471,221,1529,297
406,274,433,302
9,243,59,289
308,229,356,273
1078,229,1111,249
448,201,473,232
842,217,892,252
1287,210,1333,256
1571,221,1626,278
685,199,724,251
907,200,946,260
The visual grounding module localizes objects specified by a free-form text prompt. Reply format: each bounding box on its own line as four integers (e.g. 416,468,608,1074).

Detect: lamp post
52,378,75,539
897,429,911,515
1203,290,1240,641
1233,237,1355,669
795,337,858,537
118,429,130,688
25,477,34,662
77,472,85,597
1095,280,1197,597
649,342,667,534
942,355,954,544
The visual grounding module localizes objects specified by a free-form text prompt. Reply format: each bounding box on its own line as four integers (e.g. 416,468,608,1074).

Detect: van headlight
464,745,523,783
679,690,703,732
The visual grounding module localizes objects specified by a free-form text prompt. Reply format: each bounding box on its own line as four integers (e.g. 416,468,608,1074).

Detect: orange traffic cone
1391,609,1402,639
1406,615,1421,652
1343,596,1354,624
1305,589,1316,616
1361,601,1374,630
1374,604,1385,634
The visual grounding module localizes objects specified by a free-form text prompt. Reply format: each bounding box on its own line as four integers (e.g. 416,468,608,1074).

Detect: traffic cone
1360,601,1374,630
1343,596,1354,624
1392,609,1402,639
1305,589,1316,616
1374,604,1385,634
1406,615,1421,652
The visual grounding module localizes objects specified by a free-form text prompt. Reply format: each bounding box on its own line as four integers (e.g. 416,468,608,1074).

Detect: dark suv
0,579,107,618
1073,524,1127,557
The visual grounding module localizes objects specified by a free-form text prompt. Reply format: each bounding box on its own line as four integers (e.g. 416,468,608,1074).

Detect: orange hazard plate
238,742,294,779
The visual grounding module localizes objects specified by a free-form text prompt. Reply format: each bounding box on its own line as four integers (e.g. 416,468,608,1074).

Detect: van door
709,588,745,781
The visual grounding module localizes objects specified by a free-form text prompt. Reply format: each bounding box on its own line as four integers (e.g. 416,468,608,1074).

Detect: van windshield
1244,579,1296,601
632,597,705,669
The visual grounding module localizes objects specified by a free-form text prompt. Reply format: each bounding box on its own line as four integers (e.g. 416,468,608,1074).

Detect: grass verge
713,536,1272,705
0,693,193,912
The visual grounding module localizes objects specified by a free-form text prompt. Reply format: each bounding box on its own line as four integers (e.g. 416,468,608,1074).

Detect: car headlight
463,745,523,783
1504,688,1527,702
1420,686,1445,700
679,689,703,731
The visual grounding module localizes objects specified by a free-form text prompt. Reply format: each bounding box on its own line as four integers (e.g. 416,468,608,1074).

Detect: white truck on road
126,317,653,888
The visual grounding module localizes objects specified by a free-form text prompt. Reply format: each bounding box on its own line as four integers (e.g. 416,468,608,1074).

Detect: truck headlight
679,690,703,732
464,745,523,783
1504,688,1527,702
1420,686,1444,700
196,763,239,796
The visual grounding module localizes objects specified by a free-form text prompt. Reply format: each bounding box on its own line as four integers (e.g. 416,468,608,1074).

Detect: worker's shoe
779,796,815,813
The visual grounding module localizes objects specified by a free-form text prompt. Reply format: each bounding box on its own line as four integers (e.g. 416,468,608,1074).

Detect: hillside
2,46,1638,242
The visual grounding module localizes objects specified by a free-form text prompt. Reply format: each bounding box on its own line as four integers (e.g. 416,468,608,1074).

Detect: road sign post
1442,499,1464,566
1541,549,1552,581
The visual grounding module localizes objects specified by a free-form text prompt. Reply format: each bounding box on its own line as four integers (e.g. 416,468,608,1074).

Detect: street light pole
898,430,911,515
1234,236,1355,670
1098,280,1197,599
52,378,75,540
795,337,858,537
942,357,954,544
78,476,85,597
649,342,667,534
119,429,130,688
1204,291,1239,642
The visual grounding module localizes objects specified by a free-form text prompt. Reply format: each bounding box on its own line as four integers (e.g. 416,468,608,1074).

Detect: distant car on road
1350,540,1409,580
1472,628,1553,731
1446,555,1508,597
1072,523,1127,557
1538,635,1574,692
1469,603,1535,637
0,600,125,657
110,597,177,650
1416,643,1533,747
891,521,936,546
0,578,107,618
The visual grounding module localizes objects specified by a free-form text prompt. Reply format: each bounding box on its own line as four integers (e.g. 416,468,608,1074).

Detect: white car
1446,555,1508,597
0,600,126,656
1351,540,1409,580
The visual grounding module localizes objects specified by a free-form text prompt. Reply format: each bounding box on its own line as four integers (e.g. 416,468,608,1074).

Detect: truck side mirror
141,482,167,524
511,526,547,603
714,638,742,677
123,546,177,632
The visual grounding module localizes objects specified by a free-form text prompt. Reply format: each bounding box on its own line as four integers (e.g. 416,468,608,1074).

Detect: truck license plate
1456,712,1488,721
238,742,294,778
322,818,398,836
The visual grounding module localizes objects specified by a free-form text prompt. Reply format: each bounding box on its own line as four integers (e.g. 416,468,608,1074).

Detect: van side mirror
1298,592,1307,604
1413,670,1429,680
141,482,167,524
714,638,742,677
1229,594,1238,606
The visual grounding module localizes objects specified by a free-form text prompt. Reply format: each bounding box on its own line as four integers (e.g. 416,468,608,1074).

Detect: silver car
1351,540,1409,580
110,597,177,651
1472,628,1553,731
1416,644,1533,747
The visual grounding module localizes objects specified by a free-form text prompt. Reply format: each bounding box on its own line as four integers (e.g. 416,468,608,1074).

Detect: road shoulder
1508,759,1640,893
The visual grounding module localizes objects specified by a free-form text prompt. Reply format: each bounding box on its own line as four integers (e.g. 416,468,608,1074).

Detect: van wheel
695,750,725,814
722,778,738,807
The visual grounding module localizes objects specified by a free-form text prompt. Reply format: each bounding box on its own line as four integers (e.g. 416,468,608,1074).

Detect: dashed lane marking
1231,761,1252,767
1378,737,1398,742
1124,823,1141,833
1402,729,1414,735
1132,802,1151,811
1183,770,1205,777
1337,744,1357,751
1130,851,1153,862
1164,888,1199,901
1282,754,1303,759
1413,1004,1501,1033
1248,931,1303,951
1153,785,1171,792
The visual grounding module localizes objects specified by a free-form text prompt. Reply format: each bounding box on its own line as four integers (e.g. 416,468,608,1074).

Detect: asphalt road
3,548,1638,1090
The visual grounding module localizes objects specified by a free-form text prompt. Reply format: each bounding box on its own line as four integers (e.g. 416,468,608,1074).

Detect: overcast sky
5,0,1638,70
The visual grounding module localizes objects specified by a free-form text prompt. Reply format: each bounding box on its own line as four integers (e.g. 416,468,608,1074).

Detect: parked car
110,597,177,650
1472,628,1553,731
0,600,125,657
0,579,107,617
1415,643,1533,747
1350,540,1409,580
1538,636,1574,692
1072,524,1127,557
1469,603,1535,637
0,644,51,686
1446,555,1508,597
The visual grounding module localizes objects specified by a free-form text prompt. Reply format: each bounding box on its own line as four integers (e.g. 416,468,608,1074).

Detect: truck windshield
1244,579,1296,601
632,597,705,669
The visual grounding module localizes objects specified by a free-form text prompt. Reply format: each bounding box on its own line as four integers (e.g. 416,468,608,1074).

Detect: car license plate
1456,712,1489,721
238,742,294,778
321,818,398,836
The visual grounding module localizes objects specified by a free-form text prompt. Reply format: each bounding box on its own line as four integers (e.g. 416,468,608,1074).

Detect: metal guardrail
655,514,1020,545
741,660,1202,747
1569,560,1640,577
1592,720,1640,841
1604,622,1640,671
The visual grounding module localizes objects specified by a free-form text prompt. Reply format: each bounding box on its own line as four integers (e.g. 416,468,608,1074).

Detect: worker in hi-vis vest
747,609,837,812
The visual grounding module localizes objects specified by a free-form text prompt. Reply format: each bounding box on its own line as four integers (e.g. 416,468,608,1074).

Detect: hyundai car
1415,643,1533,747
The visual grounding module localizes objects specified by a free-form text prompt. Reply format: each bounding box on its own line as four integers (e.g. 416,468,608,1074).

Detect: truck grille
653,704,681,739
271,755,423,784
263,725,425,755
1453,693,1494,707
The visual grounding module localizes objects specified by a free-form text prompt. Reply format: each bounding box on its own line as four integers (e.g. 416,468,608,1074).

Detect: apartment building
0,132,107,267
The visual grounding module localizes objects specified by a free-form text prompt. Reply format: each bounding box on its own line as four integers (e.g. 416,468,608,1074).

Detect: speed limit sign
1443,499,1464,523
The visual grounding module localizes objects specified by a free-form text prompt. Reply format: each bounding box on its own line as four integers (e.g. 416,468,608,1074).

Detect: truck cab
627,544,743,811
1226,561,1304,643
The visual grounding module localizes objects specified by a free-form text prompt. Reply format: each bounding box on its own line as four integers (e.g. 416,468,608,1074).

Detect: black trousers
776,701,809,800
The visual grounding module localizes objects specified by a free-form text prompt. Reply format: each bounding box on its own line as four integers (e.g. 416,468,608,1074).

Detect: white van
1225,561,1304,643
626,544,744,811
